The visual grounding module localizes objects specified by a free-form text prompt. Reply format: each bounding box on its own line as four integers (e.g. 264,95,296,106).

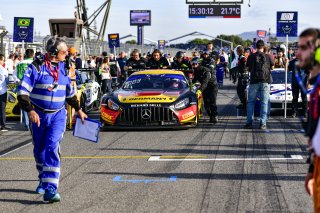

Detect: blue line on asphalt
113,176,177,183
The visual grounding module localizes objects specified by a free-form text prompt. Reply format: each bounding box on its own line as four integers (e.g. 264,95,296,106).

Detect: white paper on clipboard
73,117,101,143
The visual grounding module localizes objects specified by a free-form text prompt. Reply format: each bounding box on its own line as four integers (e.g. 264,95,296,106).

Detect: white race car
76,70,101,112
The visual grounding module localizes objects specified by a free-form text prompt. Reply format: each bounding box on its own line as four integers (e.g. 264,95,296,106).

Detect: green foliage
188,38,211,45
125,40,137,44
217,34,252,47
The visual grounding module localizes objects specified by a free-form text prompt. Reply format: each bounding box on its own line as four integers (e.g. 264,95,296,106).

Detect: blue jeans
247,83,270,125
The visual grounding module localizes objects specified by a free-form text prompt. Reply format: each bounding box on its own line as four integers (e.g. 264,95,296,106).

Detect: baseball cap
191,57,200,64
68,47,78,54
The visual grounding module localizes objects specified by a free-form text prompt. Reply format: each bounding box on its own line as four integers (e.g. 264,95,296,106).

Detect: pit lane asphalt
0,79,313,212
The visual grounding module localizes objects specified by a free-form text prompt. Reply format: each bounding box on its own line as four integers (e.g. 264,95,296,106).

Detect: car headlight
107,99,119,111
174,98,189,110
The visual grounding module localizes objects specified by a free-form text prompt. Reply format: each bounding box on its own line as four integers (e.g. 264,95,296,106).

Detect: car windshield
76,72,89,85
271,71,292,84
122,74,188,90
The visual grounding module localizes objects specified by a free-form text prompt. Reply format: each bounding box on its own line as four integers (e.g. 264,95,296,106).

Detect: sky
0,0,319,43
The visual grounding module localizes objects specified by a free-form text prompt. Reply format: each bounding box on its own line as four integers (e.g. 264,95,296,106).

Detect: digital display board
186,0,243,4
130,10,151,26
189,5,241,18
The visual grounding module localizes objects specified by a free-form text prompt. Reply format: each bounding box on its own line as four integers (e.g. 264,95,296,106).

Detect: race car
76,69,101,113
5,83,21,118
269,68,310,109
100,70,203,128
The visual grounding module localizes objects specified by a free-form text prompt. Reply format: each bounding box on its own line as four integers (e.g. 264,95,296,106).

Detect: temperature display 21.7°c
189,5,241,18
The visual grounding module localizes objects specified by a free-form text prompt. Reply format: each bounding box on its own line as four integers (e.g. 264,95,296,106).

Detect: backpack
251,52,270,82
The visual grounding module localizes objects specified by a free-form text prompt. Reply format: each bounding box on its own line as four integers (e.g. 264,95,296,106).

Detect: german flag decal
17,18,31,27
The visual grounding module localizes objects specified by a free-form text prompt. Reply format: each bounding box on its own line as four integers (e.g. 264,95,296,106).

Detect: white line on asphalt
148,155,304,162
0,143,32,158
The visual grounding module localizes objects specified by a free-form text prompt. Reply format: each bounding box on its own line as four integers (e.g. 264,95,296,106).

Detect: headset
46,36,64,57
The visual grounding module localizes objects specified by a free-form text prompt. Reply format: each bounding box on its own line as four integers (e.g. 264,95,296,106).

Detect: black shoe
244,123,252,129
212,117,218,123
260,124,267,130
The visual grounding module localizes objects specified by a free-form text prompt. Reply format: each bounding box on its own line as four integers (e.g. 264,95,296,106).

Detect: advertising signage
256,30,267,38
130,10,151,26
108,33,120,48
276,11,298,37
13,17,34,42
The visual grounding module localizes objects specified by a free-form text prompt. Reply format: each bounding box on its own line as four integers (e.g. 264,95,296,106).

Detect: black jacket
192,65,217,92
147,57,169,69
126,57,147,70
247,52,274,84
171,59,192,70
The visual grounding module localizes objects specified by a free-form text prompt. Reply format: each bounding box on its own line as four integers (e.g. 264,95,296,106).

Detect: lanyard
295,71,308,95
311,74,320,95
45,53,59,83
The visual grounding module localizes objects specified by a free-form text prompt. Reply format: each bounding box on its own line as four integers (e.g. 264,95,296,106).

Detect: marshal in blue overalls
18,60,75,200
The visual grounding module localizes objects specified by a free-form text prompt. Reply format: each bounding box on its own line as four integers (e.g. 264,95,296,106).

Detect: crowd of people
0,28,319,208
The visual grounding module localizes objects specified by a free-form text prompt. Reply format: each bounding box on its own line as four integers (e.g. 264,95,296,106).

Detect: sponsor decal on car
130,103,162,107
119,95,177,103
182,111,195,120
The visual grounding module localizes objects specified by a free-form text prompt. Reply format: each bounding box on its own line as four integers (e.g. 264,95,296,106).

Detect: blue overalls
18,61,75,190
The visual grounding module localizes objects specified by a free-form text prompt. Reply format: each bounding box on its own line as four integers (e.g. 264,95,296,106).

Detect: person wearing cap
68,47,78,87
191,57,218,123
170,51,192,70
66,47,78,129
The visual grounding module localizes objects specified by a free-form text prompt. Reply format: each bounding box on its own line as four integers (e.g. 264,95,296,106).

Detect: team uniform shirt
13,58,34,82
18,61,75,111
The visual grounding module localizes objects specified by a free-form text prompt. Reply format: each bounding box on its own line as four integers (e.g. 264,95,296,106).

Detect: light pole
0,26,8,55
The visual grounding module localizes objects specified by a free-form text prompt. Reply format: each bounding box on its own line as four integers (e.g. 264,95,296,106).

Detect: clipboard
73,117,101,143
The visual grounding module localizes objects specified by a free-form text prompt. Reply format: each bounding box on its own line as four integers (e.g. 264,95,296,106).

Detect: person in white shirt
5,53,14,75
0,54,9,131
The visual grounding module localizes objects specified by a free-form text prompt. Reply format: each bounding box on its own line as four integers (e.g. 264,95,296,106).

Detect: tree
216,34,252,48
188,38,210,45
125,40,137,44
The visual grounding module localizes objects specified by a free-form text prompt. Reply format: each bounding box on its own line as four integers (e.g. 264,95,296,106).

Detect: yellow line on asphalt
0,155,207,160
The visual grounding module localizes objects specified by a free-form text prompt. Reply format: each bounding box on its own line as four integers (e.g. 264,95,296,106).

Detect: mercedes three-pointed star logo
141,109,151,119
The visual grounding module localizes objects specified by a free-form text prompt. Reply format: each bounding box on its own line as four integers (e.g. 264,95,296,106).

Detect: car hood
116,89,188,103
270,84,292,95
